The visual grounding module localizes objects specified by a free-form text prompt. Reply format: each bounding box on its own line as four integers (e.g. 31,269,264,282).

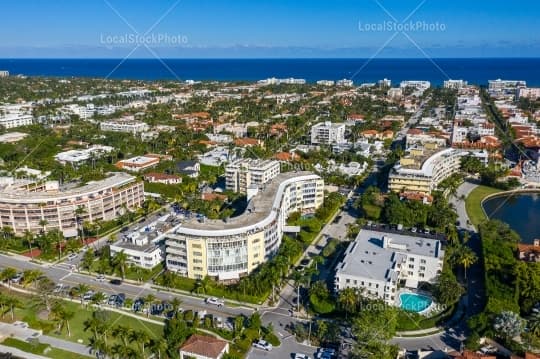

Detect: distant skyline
1,0,539,58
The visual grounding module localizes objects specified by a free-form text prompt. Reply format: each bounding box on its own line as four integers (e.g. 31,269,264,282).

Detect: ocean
1,58,540,86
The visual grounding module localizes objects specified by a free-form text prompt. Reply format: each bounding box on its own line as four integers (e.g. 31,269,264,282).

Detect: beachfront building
388,146,466,195
0,173,144,236
311,121,346,145
164,172,324,281
335,229,444,305
400,80,431,91
225,159,280,194
443,79,468,89
0,71,9,78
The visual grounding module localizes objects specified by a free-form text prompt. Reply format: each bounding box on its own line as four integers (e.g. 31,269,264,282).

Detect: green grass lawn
2,337,91,359
465,185,502,226
3,290,163,347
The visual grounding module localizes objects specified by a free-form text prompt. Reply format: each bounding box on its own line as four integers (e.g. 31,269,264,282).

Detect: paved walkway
0,344,49,359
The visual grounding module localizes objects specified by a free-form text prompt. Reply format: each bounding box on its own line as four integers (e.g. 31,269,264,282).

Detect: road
0,253,253,320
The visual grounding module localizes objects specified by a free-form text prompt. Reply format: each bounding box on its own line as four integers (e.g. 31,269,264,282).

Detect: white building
337,79,354,87
54,145,115,166
443,79,468,89
0,113,33,129
335,229,444,305
488,79,526,90
311,121,346,145
317,80,335,86
110,213,179,268
0,71,9,78
400,81,431,91
0,132,28,143
225,159,280,194
100,118,150,134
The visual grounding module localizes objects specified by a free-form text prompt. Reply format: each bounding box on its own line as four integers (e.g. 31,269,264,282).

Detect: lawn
465,185,502,227
2,337,91,359
3,290,163,347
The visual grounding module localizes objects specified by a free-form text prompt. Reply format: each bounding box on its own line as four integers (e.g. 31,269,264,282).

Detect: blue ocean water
1,58,540,86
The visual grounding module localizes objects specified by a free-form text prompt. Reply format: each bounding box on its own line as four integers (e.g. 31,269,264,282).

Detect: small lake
482,193,540,244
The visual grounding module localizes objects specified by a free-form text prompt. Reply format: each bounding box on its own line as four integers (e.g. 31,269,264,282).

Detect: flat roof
176,171,321,236
0,172,136,203
336,229,442,281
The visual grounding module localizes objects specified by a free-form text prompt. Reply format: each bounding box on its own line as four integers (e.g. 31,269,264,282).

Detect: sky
1,0,539,58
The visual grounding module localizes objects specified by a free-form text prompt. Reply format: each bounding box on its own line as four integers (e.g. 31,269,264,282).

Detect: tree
338,287,357,319
129,330,150,356
432,271,464,307
458,246,478,280
23,230,35,259
2,295,20,320
148,338,167,359
249,312,262,335
22,269,42,289
493,311,525,340
234,315,244,337
527,312,540,339
194,275,211,294
1,267,17,288
75,205,87,246
91,292,107,308
112,250,129,279
81,248,95,273
72,283,91,304
50,303,75,336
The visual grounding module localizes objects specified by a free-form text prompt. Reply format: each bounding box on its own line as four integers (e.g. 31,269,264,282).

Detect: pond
482,192,540,244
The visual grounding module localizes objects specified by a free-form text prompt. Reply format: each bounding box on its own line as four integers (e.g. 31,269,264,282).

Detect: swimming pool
399,292,433,313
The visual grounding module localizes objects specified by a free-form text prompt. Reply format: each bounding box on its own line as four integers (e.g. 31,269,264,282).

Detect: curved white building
165,172,324,281
389,147,466,194
0,173,144,236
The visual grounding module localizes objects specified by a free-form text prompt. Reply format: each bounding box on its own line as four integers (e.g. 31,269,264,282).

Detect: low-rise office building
388,147,465,194
225,159,280,194
165,172,324,281
0,172,144,236
335,229,444,305
55,145,115,166
100,118,150,134
0,113,33,129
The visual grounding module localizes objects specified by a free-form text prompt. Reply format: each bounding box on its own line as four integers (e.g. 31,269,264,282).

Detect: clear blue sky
1,0,539,58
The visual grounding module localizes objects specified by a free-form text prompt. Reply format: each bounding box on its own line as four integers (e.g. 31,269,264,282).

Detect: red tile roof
179,334,228,359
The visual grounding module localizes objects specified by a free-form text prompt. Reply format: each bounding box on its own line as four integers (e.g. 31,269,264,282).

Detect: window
420,259,426,264
346,279,350,284
192,243,202,249
193,251,202,257
420,266,426,271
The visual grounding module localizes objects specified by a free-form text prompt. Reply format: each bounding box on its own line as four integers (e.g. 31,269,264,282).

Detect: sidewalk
0,344,49,359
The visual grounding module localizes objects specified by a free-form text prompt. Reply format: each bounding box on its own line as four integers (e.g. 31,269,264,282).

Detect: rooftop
337,229,443,281
176,171,320,236
179,334,228,359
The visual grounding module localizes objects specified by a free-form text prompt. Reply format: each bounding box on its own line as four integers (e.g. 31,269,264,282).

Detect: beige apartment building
0,173,144,236
165,172,324,281
225,159,280,194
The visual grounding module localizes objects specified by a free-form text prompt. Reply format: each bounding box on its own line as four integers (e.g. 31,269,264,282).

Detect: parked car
95,274,106,282
67,253,78,261
107,295,118,306
205,297,224,307
10,273,23,284
294,354,311,359
109,279,122,285
82,291,95,301
253,339,273,351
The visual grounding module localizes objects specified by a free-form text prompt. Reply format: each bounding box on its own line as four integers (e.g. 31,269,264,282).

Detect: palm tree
51,304,75,336
147,338,167,359
73,283,91,304
23,230,35,259
22,269,42,288
112,251,129,279
111,325,132,347
91,292,107,308
129,330,150,356
527,312,540,338
3,295,20,320
459,246,478,280
38,219,48,234
194,275,211,294
338,287,357,319
144,294,157,318
75,205,87,246
1,268,17,288
170,297,182,313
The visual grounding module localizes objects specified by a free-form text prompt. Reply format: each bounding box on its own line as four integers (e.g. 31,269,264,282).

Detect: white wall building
54,145,115,166
335,229,444,305
0,114,33,129
400,81,431,91
100,119,150,134
443,79,468,89
311,121,346,145
225,159,280,194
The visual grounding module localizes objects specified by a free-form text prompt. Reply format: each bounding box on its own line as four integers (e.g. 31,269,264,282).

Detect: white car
10,273,23,284
294,354,311,359
205,297,224,307
67,253,78,261
253,339,272,351
95,274,106,282
82,291,95,301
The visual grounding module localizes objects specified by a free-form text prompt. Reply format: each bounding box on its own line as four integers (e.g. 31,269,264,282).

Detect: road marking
59,272,72,281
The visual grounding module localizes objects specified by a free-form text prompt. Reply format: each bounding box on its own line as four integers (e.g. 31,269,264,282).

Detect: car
253,339,273,351
316,353,332,359
115,293,126,307
300,258,311,266
109,279,122,285
67,253,78,261
95,274,106,282
332,216,342,224
10,273,23,284
410,227,417,233
82,291,95,301
294,354,311,359
107,295,118,306
133,298,144,312
205,297,224,307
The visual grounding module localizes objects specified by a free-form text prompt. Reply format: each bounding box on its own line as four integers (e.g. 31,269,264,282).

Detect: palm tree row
85,310,166,359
